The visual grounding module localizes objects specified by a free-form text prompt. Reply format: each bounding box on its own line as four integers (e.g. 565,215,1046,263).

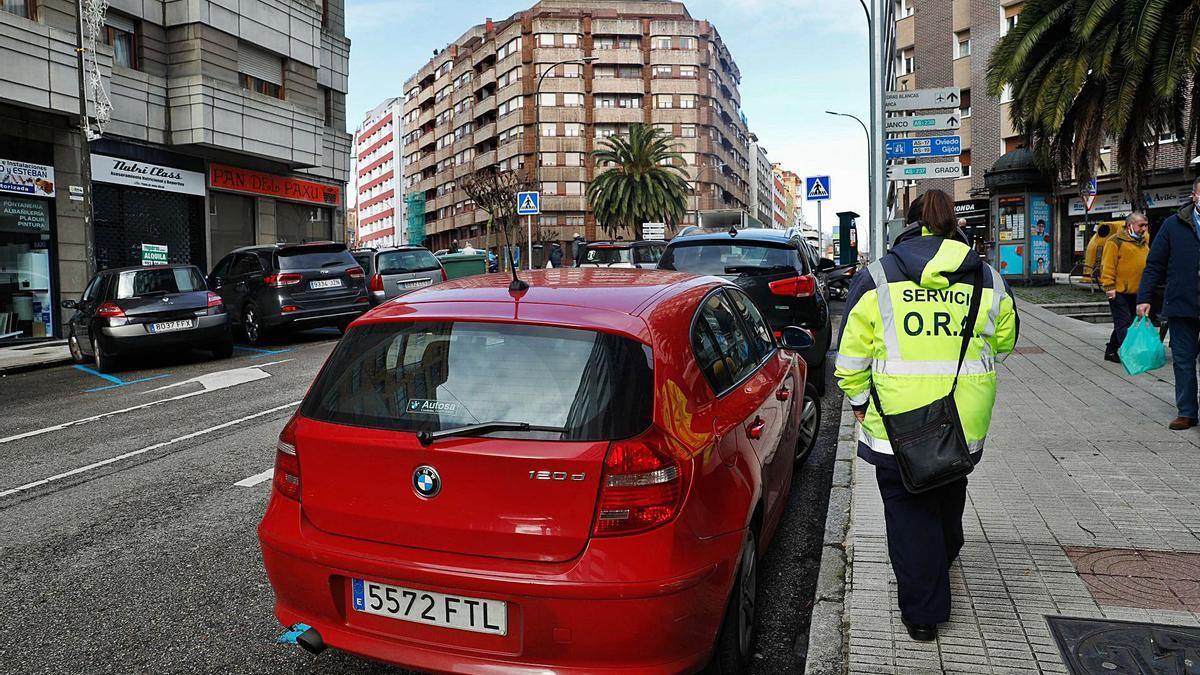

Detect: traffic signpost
517,191,540,270
885,136,962,159
1080,178,1098,246
642,222,666,240
884,111,961,133
884,87,961,112
806,176,831,233
886,162,963,181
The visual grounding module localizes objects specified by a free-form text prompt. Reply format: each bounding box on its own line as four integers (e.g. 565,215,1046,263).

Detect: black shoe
902,617,938,642
1104,353,1121,364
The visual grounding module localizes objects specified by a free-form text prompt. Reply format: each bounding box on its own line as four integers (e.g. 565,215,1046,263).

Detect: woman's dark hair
921,189,957,236
905,195,925,225
1097,224,1111,237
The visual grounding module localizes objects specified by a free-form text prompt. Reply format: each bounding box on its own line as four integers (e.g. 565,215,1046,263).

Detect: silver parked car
353,246,447,306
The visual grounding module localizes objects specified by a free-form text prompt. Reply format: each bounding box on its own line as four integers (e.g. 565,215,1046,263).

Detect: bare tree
462,167,535,289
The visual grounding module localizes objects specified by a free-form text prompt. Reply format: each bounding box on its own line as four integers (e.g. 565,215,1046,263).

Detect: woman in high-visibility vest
836,189,1019,641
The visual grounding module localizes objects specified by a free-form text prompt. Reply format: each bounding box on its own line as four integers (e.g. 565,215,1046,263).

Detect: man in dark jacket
549,242,563,268
1137,177,1200,429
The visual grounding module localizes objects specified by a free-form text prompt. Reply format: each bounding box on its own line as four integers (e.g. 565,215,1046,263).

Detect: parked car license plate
400,278,432,288
310,279,343,289
351,578,507,636
148,320,194,333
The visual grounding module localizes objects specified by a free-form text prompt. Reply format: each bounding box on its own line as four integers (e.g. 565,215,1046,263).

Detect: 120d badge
529,471,587,481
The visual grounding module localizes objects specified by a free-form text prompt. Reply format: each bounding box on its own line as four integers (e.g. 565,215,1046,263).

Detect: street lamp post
826,110,870,258
533,56,598,270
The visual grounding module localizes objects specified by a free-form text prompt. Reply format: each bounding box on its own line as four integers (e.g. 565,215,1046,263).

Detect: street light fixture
827,110,871,259
530,56,599,269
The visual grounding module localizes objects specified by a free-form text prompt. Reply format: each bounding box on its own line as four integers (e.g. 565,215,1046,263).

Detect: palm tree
986,0,1200,205
587,123,690,236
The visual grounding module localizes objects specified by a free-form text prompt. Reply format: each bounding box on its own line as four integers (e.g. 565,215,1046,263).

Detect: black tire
92,336,116,374
68,330,86,364
710,529,758,674
211,337,234,359
795,384,822,467
242,302,268,346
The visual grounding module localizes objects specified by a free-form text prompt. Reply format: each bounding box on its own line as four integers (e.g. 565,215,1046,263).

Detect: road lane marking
0,401,301,499
0,360,292,446
234,468,274,487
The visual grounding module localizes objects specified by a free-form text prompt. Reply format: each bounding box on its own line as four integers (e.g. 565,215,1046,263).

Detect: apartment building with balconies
750,141,773,227
0,0,350,343
398,0,755,256
355,96,404,246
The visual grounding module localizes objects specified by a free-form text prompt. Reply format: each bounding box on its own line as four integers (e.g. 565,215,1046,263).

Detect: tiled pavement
845,302,1200,674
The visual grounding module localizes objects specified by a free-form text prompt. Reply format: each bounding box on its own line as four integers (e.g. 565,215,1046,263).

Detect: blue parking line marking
73,364,124,385
234,345,292,357
83,374,171,393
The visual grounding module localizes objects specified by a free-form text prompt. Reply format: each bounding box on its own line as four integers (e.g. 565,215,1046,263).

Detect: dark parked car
352,246,447,307
658,227,833,397
574,240,667,268
63,264,233,372
208,242,367,345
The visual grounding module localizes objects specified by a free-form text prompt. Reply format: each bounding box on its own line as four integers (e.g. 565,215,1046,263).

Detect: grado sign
210,164,341,207
141,243,168,266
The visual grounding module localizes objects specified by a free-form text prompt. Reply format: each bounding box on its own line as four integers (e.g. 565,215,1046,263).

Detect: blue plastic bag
1118,316,1166,375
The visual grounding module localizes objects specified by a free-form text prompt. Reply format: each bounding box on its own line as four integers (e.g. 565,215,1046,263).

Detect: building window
1000,84,1013,103
239,43,284,98
564,152,584,166
539,152,557,166
1,0,34,18
564,182,583,195
104,13,139,69
540,123,557,137
899,49,915,75
563,34,579,47
679,36,696,49
497,37,521,60
681,125,696,138
537,33,555,47
652,36,672,50
679,95,697,109
680,65,697,78
896,0,913,18
323,87,334,128
653,65,673,79
564,123,582,137
562,63,582,78
563,93,584,107
539,92,557,107
543,182,559,195
955,31,971,58
654,94,673,109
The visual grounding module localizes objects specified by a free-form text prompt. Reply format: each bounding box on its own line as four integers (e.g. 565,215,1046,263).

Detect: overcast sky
344,0,870,234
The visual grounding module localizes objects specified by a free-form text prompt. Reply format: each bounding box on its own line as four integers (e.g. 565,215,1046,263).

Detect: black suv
208,242,367,344
658,227,833,392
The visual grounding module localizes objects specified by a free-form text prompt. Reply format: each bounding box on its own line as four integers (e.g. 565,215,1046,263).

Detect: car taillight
768,274,816,298
368,274,384,293
206,292,223,308
846,266,857,277
96,302,127,326
593,430,690,537
264,273,303,288
272,416,301,501
347,266,365,279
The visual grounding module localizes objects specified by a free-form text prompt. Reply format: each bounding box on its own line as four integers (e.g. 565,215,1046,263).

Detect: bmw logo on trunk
412,465,441,498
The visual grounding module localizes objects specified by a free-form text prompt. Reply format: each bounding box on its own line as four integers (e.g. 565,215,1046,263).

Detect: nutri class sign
209,164,341,207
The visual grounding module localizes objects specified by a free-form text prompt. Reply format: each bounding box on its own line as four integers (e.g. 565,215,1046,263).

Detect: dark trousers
1106,293,1138,357
876,465,967,624
1169,317,1200,419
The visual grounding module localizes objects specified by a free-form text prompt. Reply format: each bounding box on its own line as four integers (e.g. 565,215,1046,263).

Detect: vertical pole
526,214,533,270
869,0,887,259
817,201,823,240
75,0,95,277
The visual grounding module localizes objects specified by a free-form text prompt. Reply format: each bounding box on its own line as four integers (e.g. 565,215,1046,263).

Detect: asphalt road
0,307,844,674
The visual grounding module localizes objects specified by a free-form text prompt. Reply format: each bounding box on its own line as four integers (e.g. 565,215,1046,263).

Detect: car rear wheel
242,303,267,345
68,330,85,364
795,384,822,467
91,336,115,374
709,529,757,674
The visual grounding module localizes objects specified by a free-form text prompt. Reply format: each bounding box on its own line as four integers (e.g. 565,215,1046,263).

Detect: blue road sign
805,176,831,201
885,136,962,159
517,191,541,215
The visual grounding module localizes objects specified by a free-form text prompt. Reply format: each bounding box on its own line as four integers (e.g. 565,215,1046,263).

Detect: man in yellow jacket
1100,212,1149,363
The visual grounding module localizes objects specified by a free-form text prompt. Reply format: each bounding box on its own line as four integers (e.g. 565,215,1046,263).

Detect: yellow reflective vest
836,227,1019,465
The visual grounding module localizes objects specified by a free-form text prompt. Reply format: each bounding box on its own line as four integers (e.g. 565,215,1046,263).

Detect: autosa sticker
407,399,458,415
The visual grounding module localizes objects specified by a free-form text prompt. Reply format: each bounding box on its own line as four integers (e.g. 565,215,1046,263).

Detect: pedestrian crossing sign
517,191,541,215
806,176,831,201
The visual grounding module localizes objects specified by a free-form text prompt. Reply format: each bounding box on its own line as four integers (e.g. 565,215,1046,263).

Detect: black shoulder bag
869,267,984,493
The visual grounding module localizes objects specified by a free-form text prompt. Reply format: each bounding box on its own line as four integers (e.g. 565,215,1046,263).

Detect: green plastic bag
1118,316,1166,376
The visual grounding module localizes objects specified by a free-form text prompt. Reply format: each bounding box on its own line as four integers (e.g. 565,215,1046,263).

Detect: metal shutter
105,13,136,34
238,43,282,85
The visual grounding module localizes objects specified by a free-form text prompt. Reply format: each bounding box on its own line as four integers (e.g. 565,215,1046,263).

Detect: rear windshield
378,249,440,274
634,245,664,264
115,267,207,299
278,245,354,270
579,246,631,266
302,322,654,441
352,253,373,272
659,242,803,276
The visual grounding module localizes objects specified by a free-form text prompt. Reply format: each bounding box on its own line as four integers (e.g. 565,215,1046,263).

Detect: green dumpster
436,252,488,280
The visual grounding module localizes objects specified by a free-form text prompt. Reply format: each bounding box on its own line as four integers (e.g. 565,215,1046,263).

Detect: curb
0,356,73,376
801,397,857,675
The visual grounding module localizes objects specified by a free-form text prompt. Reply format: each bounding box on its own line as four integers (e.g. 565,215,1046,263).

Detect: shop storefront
90,149,207,271
0,158,57,342
208,164,340,259
955,198,990,257
1063,182,1192,267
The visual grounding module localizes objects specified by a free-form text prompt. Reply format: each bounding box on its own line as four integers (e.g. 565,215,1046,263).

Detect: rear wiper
417,421,556,446
137,290,168,297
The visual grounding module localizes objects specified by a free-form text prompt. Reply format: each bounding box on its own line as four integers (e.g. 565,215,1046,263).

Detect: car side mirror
817,258,837,272
779,326,814,352
61,299,77,310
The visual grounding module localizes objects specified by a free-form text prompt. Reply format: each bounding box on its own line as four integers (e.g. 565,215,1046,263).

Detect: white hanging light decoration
81,0,114,137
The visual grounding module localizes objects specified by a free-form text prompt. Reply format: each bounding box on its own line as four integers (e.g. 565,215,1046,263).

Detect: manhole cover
1066,547,1200,612
1048,616,1200,674
1014,345,1046,354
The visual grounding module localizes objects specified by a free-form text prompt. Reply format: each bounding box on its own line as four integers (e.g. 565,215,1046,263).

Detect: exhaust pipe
279,623,326,655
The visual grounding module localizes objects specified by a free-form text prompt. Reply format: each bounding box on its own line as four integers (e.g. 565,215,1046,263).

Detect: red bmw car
258,268,816,673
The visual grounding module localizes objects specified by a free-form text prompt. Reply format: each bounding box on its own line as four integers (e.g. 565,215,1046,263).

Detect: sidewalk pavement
0,340,71,374
833,302,1200,674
